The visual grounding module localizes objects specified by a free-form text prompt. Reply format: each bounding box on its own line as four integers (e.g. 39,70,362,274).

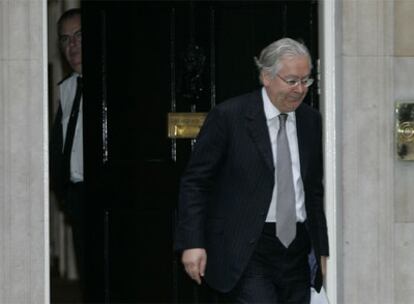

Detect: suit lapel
295,104,310,180
245,91,274,171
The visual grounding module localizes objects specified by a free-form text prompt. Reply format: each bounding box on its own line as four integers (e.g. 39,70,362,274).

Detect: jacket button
249,239,256,244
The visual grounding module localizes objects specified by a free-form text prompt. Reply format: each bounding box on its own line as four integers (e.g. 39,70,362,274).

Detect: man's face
59,15,82,74
262,55,311,113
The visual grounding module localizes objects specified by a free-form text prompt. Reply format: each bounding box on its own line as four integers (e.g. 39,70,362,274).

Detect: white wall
341,0,395,303
0,0,49,303
339,1,414,304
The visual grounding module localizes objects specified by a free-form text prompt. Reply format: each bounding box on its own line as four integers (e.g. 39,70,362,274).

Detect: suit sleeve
174,106,228,252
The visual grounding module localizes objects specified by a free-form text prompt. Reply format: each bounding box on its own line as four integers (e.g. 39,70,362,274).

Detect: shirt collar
261,87,296,122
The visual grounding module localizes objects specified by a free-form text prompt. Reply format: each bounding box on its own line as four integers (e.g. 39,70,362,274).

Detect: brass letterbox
167,112,207,139
396,103,414,160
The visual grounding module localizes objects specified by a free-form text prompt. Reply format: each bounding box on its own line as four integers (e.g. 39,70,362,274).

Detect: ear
262,72,271,87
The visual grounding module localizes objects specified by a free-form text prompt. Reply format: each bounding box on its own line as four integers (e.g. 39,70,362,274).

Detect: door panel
82,1,318,302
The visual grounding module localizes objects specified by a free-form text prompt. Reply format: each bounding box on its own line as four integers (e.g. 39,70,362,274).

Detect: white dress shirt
59,73,83,183
262,87,306,223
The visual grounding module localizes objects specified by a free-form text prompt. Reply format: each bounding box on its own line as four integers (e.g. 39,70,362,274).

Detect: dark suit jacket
50,105,65,201
175,89,329,293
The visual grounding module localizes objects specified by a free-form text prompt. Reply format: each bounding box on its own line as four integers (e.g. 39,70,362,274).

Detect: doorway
50,1,320,302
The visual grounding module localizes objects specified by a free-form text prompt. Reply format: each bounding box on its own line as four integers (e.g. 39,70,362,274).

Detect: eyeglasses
59,30,82,47
276,74,314,88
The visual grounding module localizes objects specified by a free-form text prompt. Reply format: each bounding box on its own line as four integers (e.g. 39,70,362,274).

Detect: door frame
43,1,342,302
319,0,341,303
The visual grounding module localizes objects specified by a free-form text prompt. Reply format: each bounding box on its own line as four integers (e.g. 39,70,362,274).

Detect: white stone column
341,0,394,303
0,0,49,303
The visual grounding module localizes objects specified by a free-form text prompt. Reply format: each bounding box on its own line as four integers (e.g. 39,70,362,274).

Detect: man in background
50,7,86,300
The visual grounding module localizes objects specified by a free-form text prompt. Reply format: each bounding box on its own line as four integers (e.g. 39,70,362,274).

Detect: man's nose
295,82,307,94
68,35,79,46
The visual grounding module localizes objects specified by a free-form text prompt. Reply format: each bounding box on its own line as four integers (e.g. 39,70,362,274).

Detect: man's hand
182,248,207,285
321,256,328,276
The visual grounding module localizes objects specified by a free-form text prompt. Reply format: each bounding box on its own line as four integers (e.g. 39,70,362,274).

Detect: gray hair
254,38,312,84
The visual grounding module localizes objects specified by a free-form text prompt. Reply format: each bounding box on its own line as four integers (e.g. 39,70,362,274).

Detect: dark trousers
225,223,311,304
66,182,106,303
65,182,87,298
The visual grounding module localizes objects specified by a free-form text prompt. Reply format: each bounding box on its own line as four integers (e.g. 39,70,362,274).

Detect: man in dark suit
175,38,329,303
50,9,106,303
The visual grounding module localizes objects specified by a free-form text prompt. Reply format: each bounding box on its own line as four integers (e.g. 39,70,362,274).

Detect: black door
82,1,318,302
